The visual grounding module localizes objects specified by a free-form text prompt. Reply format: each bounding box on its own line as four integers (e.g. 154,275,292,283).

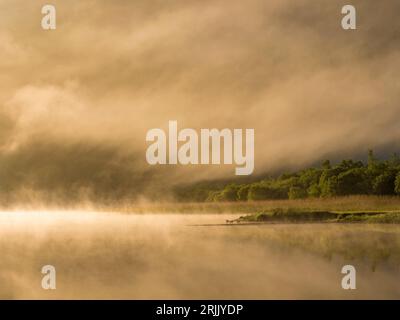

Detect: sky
1,0,400,203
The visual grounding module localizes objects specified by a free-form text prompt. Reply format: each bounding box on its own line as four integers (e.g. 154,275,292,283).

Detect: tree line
174,151,400,202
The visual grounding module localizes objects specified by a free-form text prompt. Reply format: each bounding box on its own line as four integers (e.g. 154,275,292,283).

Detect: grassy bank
235,208,400,224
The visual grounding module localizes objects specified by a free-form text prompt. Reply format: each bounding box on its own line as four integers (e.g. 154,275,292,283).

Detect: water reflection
0,211,399,299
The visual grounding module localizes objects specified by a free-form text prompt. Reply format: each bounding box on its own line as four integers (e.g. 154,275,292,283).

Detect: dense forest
174,151,400,202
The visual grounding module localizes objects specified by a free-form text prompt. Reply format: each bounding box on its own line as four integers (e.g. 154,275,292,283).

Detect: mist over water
0,211,399,299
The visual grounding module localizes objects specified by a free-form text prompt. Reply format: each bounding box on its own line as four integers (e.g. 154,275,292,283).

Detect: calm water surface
0,211,399,299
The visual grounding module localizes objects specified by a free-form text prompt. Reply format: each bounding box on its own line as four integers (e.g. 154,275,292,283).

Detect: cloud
1,0,400,202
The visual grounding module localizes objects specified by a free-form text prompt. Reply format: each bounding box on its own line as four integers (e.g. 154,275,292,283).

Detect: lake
0,211,399,299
